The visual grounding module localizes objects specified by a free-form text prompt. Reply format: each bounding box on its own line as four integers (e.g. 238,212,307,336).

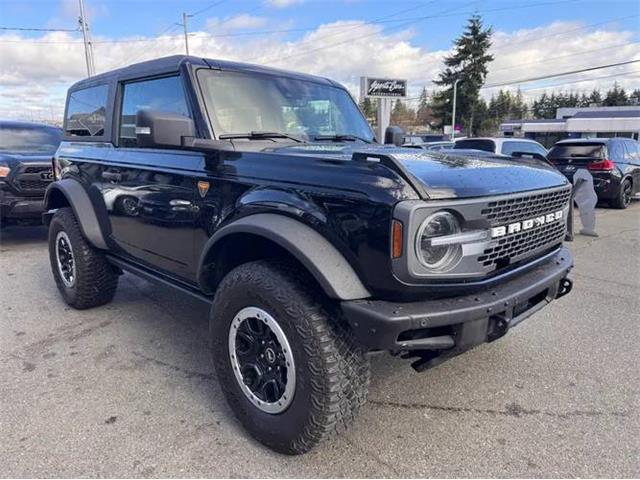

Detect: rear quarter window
65,84,109,137
453,139,495,153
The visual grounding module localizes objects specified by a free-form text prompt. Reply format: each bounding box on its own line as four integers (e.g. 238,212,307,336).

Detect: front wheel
48,207,119,309
210,260,370,454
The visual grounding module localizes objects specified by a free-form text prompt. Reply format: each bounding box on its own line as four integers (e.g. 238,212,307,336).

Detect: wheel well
46,188,71,210
200,233,322,295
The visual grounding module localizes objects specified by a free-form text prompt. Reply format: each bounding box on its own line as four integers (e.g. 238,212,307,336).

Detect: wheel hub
55,231,76,288
228,307,295,414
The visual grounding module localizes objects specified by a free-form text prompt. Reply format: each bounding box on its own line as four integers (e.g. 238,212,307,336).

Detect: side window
608,140,624,162
624,140,640,165
119,75,191,148
65,84,109,137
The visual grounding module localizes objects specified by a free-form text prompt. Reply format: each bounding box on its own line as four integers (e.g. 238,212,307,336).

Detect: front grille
478,221,566,267
16,179,50,191
477,186,571,270
13,163,53,193
481,187,571,226
22,165,51,174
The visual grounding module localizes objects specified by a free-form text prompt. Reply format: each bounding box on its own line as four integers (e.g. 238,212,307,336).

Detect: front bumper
341,247,573,369
0,189,45,220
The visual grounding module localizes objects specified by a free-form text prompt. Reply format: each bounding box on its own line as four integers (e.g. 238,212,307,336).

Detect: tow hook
557,277,573,299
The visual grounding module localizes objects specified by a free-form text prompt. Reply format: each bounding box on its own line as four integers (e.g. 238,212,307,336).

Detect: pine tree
432,14,493,135
604,82,628,106
578,93,590,107
630,89,640,105
588,89,602,106
416,87,432,126
359,97,377,119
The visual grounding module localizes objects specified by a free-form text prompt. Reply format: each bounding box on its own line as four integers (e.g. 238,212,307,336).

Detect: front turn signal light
391,219,403,259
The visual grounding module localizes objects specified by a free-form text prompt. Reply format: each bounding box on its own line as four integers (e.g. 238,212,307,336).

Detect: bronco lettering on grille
490,210,564,238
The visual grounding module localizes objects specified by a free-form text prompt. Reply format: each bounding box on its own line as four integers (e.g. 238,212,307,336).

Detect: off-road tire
48,207,118,309
611,178,632,209
210,260,370,455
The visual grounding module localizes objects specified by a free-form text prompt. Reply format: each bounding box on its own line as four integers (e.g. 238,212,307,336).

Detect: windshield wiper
312,134,372,143
218,131,304,143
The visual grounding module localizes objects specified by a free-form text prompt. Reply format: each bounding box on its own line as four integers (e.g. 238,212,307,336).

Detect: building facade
500,106,640,147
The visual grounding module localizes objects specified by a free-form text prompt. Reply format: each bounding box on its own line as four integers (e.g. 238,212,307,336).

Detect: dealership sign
361,77,407,98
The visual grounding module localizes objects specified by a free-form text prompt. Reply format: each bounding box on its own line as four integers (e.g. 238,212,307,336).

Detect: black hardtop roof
0,120,61,130
69,55,339,91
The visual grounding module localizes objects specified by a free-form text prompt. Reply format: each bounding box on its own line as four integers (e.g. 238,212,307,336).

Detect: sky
1,0,639,122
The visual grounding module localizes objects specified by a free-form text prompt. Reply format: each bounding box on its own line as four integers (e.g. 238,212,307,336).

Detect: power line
488,41,639,73
250,0,580,64
490,13,639,53
518,70,640,92
0,26,78,32
189,0,228,18
248,0,475,63
403,60,640,101
483,59,640,89
3,7,635,46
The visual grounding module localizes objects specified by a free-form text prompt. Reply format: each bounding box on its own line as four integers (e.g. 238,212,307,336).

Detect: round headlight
416,211,462,272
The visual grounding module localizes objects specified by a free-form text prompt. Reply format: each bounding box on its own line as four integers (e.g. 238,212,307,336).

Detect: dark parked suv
0,121,60,225
44,56,574,454
548,138,640,208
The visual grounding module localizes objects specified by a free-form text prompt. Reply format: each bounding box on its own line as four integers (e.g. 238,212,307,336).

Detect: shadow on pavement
0,225,48,248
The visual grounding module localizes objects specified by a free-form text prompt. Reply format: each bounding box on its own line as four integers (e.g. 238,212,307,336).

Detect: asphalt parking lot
1,203,639,478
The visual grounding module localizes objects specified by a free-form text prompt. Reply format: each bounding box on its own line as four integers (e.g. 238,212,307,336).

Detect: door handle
169,199,192,207
102,171,122,182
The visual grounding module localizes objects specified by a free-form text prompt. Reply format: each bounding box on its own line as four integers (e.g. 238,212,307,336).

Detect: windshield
197,70,374,142
0,126,61,154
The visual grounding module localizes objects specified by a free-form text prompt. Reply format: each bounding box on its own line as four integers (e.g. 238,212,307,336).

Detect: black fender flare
198,213,372,301
43,179,109,250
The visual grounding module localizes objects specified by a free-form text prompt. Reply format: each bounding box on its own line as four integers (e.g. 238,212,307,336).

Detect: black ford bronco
44,56,573,454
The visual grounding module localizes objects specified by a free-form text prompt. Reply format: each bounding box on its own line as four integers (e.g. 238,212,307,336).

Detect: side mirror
384,126,404,146
135,110,196,149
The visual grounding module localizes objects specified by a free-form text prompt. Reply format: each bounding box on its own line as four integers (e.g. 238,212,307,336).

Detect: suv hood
0,152,53,168
267,143,569,199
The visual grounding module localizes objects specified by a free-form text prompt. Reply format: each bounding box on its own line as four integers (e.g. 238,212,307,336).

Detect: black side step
106,255,213,305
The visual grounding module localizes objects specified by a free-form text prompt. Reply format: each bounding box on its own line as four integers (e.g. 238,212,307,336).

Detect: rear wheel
48,207,118,309
611,178,632,209
210,260,370,454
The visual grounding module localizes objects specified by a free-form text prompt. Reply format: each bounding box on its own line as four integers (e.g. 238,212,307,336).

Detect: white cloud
1,19,638,122
265,0,305,8
205,14,269,32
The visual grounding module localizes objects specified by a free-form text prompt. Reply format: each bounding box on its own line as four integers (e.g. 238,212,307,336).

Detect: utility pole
78,0,95,77
451,78,460,140
182,12,190,55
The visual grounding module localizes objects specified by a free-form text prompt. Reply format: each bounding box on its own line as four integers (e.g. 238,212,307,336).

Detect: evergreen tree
630,89,640,105
604,82,628,106
588,89,602,106
510,88,527,119
578,93,590,107
358,97,377,119
432,14,493,135
416,87,432,125
390,99,416,127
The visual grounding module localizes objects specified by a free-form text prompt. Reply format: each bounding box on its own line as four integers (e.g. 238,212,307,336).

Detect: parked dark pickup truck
0,121,60,226
44,55,574,454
